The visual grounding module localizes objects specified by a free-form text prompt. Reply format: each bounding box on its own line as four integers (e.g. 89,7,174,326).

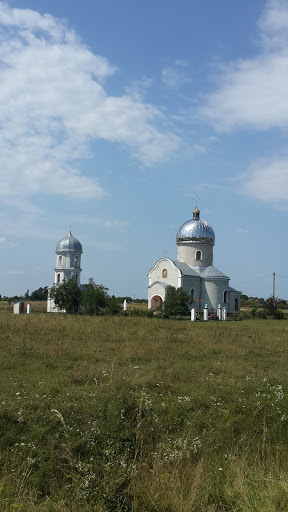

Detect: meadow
0,308,287,511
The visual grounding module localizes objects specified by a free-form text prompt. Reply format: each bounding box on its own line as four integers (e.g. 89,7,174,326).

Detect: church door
151,295,163,311
235,298,239,313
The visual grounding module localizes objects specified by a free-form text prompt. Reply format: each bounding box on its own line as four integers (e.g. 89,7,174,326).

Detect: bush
256,309,267,319
275,309,285,319
163,286,190,317
229,312,241,321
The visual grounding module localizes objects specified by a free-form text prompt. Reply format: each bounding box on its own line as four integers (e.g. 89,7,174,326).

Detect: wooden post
197,294,204,314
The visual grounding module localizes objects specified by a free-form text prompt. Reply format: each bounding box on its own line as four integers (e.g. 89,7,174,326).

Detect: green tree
264,296,284,319
30,286,48,301
50,278,82,314
82,278,109,315
106,296,122,315
163,286,190,317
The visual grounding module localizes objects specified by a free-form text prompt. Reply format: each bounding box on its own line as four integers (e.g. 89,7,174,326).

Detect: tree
163,286,190,317
82,278,109,315
30,286,48,301
264,296,284,319
50,278,82,314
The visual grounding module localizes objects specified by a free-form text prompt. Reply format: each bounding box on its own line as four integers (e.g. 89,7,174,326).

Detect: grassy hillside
0,313,287,511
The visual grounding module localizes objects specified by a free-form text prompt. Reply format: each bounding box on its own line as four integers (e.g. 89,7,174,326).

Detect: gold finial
193,195,200,220
193,195,200,208
163,249,168,257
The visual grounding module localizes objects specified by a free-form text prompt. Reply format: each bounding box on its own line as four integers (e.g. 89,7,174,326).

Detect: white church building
148,206,241,315
47,230,83,312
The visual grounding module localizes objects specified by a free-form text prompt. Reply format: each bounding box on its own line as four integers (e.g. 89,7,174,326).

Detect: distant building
148,206,241,315
47,230,83,313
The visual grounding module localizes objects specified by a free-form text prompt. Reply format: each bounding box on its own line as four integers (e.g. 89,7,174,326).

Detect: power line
234,273,271,286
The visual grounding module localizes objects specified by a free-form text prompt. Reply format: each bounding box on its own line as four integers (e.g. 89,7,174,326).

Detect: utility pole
273,272,275,298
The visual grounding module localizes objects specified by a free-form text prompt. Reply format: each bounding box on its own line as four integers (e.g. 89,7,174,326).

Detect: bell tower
47,230,83,313
54,230,83,285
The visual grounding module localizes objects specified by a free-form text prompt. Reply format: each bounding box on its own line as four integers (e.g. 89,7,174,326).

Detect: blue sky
0,0,288,299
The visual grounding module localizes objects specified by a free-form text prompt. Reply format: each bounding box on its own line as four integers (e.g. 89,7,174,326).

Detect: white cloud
0,2,180,205
0,236,6,243
162,61,187,90
198,0,288,132
258,0,288,50
124,77,152,101
240,156,288,204
197,0,288,206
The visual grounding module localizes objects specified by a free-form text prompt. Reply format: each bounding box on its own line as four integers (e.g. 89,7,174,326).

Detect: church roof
229,286,242,294
176,208,215,245
198,265,229,279
173,261,200,277
148,281,169,289
56,231,83,253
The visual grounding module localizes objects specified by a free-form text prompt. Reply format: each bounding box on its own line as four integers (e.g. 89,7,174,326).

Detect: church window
58,255,62,266
162,269,168,278
195,250,202,261
75,256,78,267
57,273,60,284
190,289,194,301
75,273,78,284
223,290,228,303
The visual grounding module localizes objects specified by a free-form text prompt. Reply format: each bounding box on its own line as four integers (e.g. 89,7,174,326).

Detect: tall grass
0,312,287,510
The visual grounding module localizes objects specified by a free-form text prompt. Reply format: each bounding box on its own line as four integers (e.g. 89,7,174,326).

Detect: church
47,230,83,312
148,205,241,315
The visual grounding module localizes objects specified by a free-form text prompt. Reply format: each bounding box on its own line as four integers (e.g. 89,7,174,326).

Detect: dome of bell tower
56,231,83,253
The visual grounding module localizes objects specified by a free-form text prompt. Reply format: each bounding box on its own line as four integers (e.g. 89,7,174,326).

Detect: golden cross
197,293,204,314
193,195,200,208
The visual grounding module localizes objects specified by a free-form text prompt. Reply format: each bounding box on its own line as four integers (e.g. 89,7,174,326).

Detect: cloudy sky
1,0,288,299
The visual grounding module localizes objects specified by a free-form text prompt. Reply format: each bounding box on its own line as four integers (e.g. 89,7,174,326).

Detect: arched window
223,290,228,303
195,250,202,261
57,273,61,284
75,273,78,284
58,255,62,266
190,289,194,301
75,256,78,267
162,269,167,278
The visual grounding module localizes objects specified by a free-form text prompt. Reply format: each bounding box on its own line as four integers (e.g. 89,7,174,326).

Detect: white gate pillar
217,304,222,320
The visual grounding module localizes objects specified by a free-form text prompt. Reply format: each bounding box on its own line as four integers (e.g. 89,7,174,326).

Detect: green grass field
0,311,287,511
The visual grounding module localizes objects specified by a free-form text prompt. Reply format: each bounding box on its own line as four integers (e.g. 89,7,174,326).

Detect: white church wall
228,292,241,314
201,279,229,312
148,282,166,308
178,243,213,267
181,276,201,305
149,259,179,289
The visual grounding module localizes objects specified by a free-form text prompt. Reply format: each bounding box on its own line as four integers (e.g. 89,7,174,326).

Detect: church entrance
235,298,239,312
151,295,163,311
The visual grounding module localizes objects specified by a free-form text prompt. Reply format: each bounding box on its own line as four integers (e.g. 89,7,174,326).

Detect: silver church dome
176,207,215,245
56,231,83,253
